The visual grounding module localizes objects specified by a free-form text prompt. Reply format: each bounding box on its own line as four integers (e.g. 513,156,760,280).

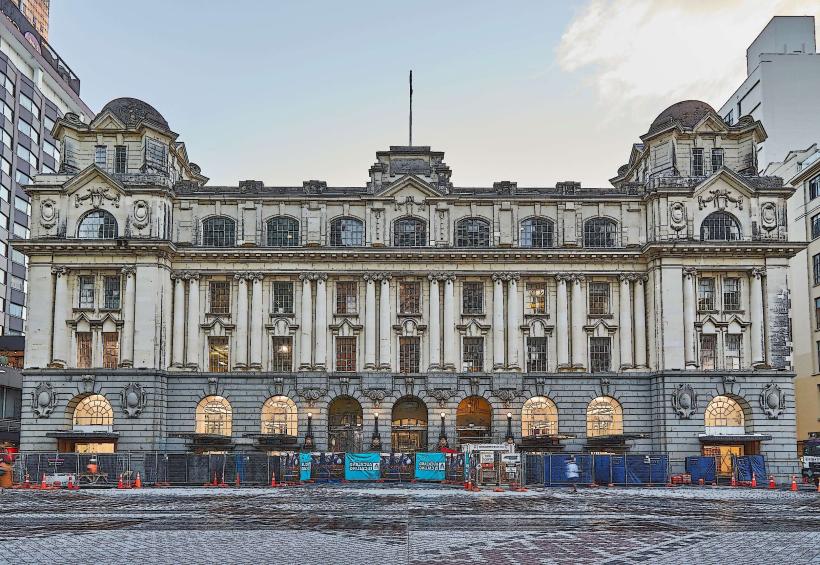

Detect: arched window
455,218,490,247
393,217,427,247
586,396,623,437
327,395,363,452
456,395,492,443
391,396,428,451
261,396,297,435
700,212,741,241
583,218,617,248
330,217,364,247
522,396,558,437
202,216,236,247
196,395,232,436
521,218,554,248
704,395,745,434
73,394,114,431
266,217,299,247
77,210,117,239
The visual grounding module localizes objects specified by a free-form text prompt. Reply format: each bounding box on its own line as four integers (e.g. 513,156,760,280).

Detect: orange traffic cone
212,473,218,487
134,472,142,489
270,472,277,487
219,472,227,487
40,473,47,490
465,479,472,491
816,480,820,493
235,473,241,488
117,474,124,489
730,475,737,487
23,473,30,489
790,476,798,492
751,473,757,488
67,474,74,490
769,475,776,489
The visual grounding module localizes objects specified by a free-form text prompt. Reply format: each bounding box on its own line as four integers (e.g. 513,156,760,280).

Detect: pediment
693,169,755,201
89,109,127,131
693,113,728,134
584,318,617,336
64,165,126,198
201,317,235,332
377,175,443,199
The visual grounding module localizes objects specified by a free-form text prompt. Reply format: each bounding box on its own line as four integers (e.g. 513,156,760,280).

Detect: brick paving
1,485,818,564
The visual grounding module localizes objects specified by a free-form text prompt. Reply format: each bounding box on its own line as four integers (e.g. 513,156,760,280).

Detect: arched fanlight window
704,395,745,433
77,210,117,239
266,217,299,247
455,218,490,247
583,218,618,248
700,212,741,241
521,217,554,248
586,396,623,437
73,394,114,430
261,396,297,435
522,396,558,437
393,217,427,247
195,395,232,436
329,217,364,247
202,216,236,247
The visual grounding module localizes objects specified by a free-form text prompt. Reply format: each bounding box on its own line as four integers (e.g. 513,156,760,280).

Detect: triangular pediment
63,165,126,198
89,109,127,131
693,168,755,200
584,318,617,336
377,175,443,198
693,113,728,134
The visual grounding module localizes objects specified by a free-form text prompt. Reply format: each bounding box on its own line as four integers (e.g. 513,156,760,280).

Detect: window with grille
692,148,704,176
725,334,742,370
208,337,229,372
586,396,623,437
815,254,820,285
78,210,117,239
463,337,484,372
810,174,820,200
103,276,121,309
711,148,724,172
521,218,554,248
272,282,294,314
209,281,230,314
588,282,610,315
399,282,421,314
271,337,293,371
202,217,236,247
589,337,611,372
462,282,484,314
114,145,127,173
399,337,420,373
723,278,740,311
700,334,716,369
336,281,358,314
267,216,300,246
700,212,741,241
527,283,547,314
393,217,426,247
336,337,357,372
583,218,617,248
698,278,715,310
261,396,297,435
813,214,820,240
102,332,119,368
196,396,232,436
95,145,107,168
73,395,113,429
330,217,364,246
76,332,92,368
78,275,95,308
522,396,558,436
455,218,490,247
526,337,548,372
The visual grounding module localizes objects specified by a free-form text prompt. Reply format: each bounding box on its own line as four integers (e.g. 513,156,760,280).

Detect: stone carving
599,378,611,396
131,199,151,229
671,384,697,419
760,202,777,231
698,188,742,211
79,374,96,395
669,202,686,231
31,382,57,418
429,388,454,408
492,388,519,408
120,382,146,418
40,198,58,229
207,377,218,396
75,185,120,209
297,387,327,408
362,388,387,408
760,382,785,419
469,376,481,396
270,376,284,396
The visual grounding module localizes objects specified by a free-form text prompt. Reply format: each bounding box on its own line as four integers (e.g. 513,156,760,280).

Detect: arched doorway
64,394,116,453
456,396,492,444
702,395,751,477
391,396,428,452
327,395,363,452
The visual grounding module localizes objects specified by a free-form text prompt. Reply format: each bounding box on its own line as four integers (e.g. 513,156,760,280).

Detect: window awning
45,431,119,440
698,434,772,442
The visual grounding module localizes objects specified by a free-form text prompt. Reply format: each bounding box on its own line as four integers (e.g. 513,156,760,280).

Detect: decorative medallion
760,202,777,232
669,202,687,231
492,388,519,408
207,377,219,396
429,388,455,408
759,382,785,419
131,199,151,229
469,376,481,396
671,384,697,419
362,388,387,408
120,382,147,418
31,382,57,418
79,374,96,395
297,387,327,408
39,198,58,229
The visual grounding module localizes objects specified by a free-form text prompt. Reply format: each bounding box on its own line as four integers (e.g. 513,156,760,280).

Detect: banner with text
344,452,381,481
299,452,312,481
414,452,446,481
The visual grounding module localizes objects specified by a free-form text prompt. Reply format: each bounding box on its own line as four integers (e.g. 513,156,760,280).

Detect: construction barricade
310,452,345,482
734,454,766,483
381,453,414,482
524,453,670,487
444,452,467,483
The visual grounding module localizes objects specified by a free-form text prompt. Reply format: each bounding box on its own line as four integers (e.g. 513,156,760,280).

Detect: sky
50,0,819,188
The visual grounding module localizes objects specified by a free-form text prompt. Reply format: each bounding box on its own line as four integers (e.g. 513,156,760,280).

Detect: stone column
428,276,441,370
364,274,377,369
250,273,264,369
51,266,70,368
555,275,569,368
618,274,633,369
443,275,456,370
571,275,586,369
633,275,648,368
25,263,53,368
492,274,506,370
172,273,186,367
185,273,201,369
507,274,521,370
299,274,313,369
233,273,249,369
315,274,328,370
120,266,137,367
683,268,697,368
379,275,392,370
750,268,766,367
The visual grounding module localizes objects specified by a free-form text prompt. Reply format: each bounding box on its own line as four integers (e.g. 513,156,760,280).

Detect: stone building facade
16,98,803,474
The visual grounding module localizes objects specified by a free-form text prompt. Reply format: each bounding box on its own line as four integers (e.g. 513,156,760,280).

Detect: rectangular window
1,129,11,150
588,282,610,315
19,93,40,119
0,184,8,202
723,278,741,311
16,170,32,185
208,336,229,372
2,100,12,122
815,297,820,330
463,337,484,372
462,282,484,314
103,275,121,309
13,223,29,239
0,212,7,229
9,275,26,292
725,334,742,370
526,337,548,372
399,281,421,314
102,332,119,369
336,281,358,314
711,148,724,173
209,281,230,314
335,337,356,372
17,119,38,144
44,115,54,131
698,277,716,311
14,196,30,215
43,139,59,161
692,148,704,176
700,334,717,370
78,275,95,308
814,254,820,285
810,175,820,200
95,145,106,168
11,248,27,266
0,72,13,96
76,332,92,368
272,281,294,314
8,302,25,319
271,336,293,372
114,145,127,173
16,145,37,168
0,241,5,257
589,337,611,372
1,157,10,176
145,138,167,170
527,283,547,314
399,336,420,373
813,214,820,240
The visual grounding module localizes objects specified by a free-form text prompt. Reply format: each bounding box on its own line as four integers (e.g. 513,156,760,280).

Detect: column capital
570,274,585,283
299,272,327,281
121,265,137,277
751,267,767,279
618,273,632,283
249,272,265,282
630,273,648,283
234,272,253,281
555,273,571,283
430,273,456,282
51,266,69,276
183,271,200,281
170,270,185,281
683,267,697,278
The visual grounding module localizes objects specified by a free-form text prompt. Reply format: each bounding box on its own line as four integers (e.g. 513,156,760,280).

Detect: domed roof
647,100,717,136
99,97,170,131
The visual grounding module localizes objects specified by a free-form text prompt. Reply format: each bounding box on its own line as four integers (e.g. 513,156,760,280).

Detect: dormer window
144,138,167,171
115,145,127,173
711,148,724,173
692,148,704,176
95,145,107,169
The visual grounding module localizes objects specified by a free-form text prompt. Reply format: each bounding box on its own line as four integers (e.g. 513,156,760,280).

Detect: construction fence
523,453,671,486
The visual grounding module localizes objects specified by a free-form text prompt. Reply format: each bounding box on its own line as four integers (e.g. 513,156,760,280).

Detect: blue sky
50,1,817,187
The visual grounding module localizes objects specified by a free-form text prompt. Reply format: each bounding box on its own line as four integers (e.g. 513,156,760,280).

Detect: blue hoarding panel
344,452,381,481
415,453,446,481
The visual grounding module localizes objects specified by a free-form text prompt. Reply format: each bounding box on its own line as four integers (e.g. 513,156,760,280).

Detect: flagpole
409,70,413,146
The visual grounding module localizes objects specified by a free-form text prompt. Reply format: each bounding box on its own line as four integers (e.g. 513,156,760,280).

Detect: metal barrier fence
524,453,670,486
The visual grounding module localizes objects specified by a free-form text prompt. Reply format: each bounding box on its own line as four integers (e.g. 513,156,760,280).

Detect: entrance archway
391,396,428,452
456,396,492,444
327,395,363,452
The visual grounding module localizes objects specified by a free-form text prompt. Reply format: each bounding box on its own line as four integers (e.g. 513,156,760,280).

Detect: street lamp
304,412,314,450
370,411,382,451
438,411,449,449
506,412,514,443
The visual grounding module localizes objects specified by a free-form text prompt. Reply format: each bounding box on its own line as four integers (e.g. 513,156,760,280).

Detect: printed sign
299,452,312,481
344,452,381,481
414,452,446,481
501,453,521,464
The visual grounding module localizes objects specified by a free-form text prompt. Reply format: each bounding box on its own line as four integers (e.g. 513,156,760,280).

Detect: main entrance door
391,396,428,452
456,396,492,445
328,396,363,452
702,445,744,476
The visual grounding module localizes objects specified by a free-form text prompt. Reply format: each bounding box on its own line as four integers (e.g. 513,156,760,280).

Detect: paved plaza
1,485,819,564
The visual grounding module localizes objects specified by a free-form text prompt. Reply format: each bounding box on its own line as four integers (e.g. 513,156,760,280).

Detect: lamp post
370,412,382,451
438,411,449,449
304,412,314,450
506,412,514,444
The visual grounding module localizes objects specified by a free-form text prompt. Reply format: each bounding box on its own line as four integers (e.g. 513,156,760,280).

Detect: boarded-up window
77,332,92,368
102,332,119,368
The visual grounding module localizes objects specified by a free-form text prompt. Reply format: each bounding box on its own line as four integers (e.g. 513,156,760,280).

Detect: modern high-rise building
10,0,49,39
0,0,92,335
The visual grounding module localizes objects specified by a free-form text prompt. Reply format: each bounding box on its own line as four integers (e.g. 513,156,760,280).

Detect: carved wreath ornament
759,382,785,419
31,382,57,418
75,186,120,209
131,199,151,229
40,198,58,229
121,382,147,418
671,384,697,419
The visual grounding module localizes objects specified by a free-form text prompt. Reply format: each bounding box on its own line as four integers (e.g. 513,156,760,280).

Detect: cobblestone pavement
1,485,819,564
